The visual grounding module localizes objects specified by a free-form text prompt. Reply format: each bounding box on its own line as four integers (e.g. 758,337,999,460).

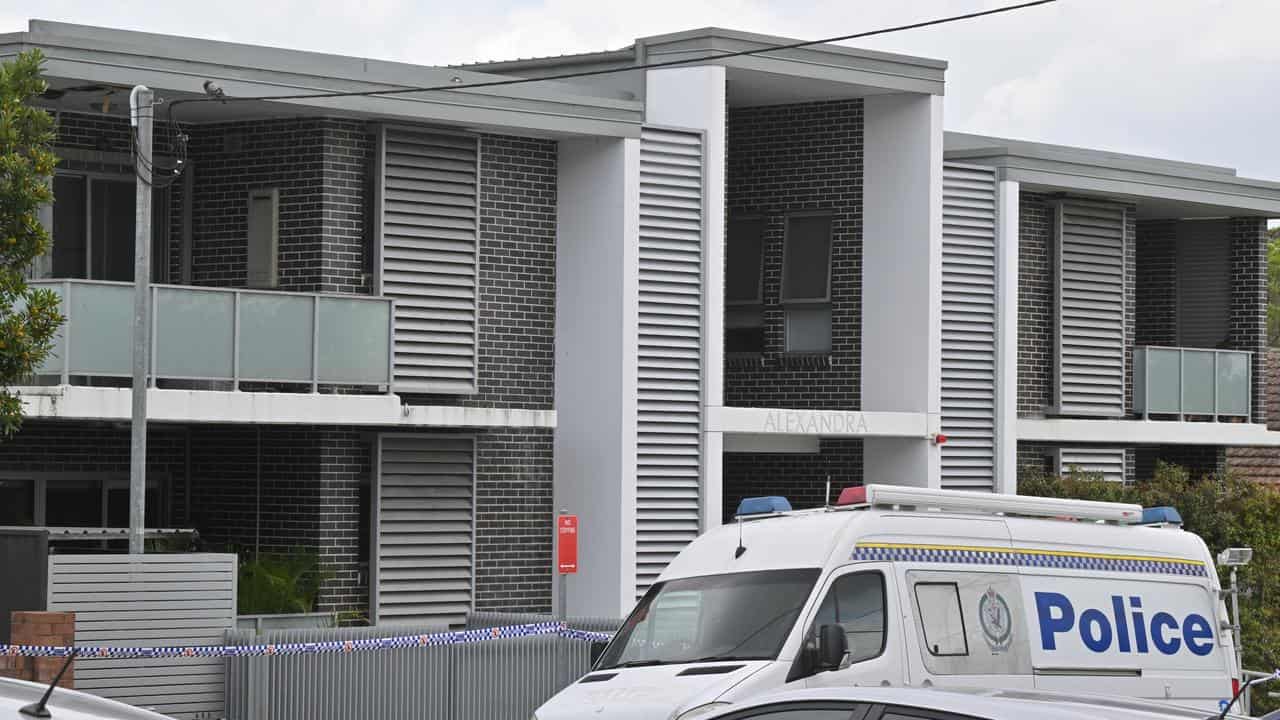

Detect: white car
1,676,174,720
690,686,1247,720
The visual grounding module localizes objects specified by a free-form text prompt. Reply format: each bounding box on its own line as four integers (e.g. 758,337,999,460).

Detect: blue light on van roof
736,496,792,516
1141,506,1183,526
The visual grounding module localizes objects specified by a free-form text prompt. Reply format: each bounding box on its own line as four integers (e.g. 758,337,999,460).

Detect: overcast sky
4,0,1278,179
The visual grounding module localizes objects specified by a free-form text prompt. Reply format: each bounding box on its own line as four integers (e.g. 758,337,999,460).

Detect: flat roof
1,20,645,138
945,131,1280,218
464,27,949,103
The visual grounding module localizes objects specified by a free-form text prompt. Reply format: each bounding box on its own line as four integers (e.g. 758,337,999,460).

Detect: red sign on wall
557,515,579,574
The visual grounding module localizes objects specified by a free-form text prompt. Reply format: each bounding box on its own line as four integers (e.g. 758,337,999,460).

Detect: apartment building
2,20,1277,621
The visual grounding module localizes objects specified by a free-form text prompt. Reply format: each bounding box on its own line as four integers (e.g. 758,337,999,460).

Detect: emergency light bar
837,484,1144,524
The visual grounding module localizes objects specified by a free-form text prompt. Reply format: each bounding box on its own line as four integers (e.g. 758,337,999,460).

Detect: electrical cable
164,0,1055,117
146,0,1056,178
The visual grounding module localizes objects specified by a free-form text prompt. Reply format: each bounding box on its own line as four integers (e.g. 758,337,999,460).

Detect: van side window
812,572,886,663
914,583,968,657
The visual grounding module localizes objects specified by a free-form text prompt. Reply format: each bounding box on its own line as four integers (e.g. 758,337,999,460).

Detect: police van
534,485,1239,720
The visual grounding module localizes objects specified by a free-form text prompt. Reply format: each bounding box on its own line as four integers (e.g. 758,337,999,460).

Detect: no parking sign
557,514,578,574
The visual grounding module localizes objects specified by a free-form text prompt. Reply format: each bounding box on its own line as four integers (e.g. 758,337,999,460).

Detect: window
914,583,968,657
811,571,886,664
782,214,832,353
40,172,169,282
726,216,766,354
0,479,35,525
599,569,820,668
725,706,866,720
246,189,280,288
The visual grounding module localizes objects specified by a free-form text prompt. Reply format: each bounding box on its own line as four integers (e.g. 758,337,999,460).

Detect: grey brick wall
186,118,373,294
402,134,557,411
1135,220,1178,347
1230,217,1269,425
721,439,863,522
473,428,554,613
724,99,862,410
1017,193,1054,417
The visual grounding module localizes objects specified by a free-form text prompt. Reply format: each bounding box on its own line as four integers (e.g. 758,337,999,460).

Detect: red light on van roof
836,487,867,506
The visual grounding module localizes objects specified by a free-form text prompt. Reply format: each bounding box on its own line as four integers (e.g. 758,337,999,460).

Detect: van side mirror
817,624,847,670
589,641,609,666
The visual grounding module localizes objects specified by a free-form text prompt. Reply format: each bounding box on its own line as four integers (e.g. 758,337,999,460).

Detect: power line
166,0,1054,120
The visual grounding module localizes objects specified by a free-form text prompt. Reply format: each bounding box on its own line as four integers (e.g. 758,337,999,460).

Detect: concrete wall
553,136,639,617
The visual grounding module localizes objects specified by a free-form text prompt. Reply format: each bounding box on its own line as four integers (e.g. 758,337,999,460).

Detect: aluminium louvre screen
1055,201,1127,417
941,163,998,491
378,127,479,395
635,127,705,598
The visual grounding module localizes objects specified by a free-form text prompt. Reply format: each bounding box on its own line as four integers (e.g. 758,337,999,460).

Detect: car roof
712,686,1238,719
0,677,174,720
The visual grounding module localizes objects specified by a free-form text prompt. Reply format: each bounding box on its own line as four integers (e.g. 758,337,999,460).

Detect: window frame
714,700,870,720
913,581,970,658
808,569,889,666
0,471,167,528
780,211,834,305
42,165,171,283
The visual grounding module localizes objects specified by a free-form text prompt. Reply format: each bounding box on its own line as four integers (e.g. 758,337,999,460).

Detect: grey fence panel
47,553,237,720
225,613,622,720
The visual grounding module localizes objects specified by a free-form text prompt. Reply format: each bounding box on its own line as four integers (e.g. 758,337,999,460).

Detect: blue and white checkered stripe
0,622,615,658
852,545,1208,577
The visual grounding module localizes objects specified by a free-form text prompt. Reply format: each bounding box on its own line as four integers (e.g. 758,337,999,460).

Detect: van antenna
734,516,746,559
19,649,77,718
825,475,832,509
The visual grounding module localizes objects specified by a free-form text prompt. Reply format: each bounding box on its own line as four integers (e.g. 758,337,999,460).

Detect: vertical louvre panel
380,128,478,394
1055,447,1126,483
1176,220,1231,348
377,435,475,626
941,164,997,491
1056,202,1126,417
636,127,703,598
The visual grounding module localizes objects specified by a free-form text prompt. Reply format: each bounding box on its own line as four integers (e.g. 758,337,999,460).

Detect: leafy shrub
237,551,333,615
1021,462,1280,713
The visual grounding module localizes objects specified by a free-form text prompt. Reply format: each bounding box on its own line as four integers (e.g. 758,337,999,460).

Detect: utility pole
128,86,154,555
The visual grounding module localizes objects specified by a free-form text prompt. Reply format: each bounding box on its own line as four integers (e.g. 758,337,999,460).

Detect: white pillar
995,180,1021,494
554,137,640,617
645,66,727,529
860,93,944,487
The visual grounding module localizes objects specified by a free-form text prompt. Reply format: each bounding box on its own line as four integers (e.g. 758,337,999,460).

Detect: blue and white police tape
0,622,614,659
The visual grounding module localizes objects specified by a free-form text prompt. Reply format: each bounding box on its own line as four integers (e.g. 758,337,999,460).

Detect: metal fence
224,613,622,720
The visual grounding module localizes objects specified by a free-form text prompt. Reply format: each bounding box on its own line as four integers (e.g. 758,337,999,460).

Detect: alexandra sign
761,411,870,434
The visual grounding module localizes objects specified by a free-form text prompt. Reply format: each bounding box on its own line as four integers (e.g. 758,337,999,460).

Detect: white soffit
18,386,556,428
1019,418,1280,447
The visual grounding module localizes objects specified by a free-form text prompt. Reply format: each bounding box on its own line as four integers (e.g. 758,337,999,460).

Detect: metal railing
224,612,622,720
1134,346,1253,420
32,279,393,392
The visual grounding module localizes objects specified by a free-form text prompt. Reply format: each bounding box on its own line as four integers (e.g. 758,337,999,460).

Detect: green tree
0,50,63,438
1269,226,1280,346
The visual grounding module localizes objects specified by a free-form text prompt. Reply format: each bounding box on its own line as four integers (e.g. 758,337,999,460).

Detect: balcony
1134,346,1252,421
33,280,393,392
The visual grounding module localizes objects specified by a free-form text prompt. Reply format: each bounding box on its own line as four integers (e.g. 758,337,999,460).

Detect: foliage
1268,226,1280,346
237,551,334,615
1022,463,1280,713
0,50,63,438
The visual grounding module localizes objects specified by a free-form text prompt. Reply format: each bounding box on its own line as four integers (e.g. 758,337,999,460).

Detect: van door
800,563,906,689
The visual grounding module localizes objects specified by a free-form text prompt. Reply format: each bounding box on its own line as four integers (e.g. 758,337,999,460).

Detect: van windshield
597,569,821,669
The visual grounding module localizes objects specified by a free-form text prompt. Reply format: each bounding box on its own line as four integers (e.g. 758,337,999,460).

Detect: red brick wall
0,611,75,688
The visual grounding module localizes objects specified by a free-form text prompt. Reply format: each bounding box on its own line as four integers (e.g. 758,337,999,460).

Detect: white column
645,66,727,530
860,93,944,487
995,180,1021,494
554,137,640,617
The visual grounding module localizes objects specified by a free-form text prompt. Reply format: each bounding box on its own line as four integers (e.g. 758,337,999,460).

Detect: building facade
2,20,1279,622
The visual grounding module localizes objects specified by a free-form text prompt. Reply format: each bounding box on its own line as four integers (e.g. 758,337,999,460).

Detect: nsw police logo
978,587,1012,652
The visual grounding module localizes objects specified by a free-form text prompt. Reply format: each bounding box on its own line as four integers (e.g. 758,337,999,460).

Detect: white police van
534,485,1238,720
